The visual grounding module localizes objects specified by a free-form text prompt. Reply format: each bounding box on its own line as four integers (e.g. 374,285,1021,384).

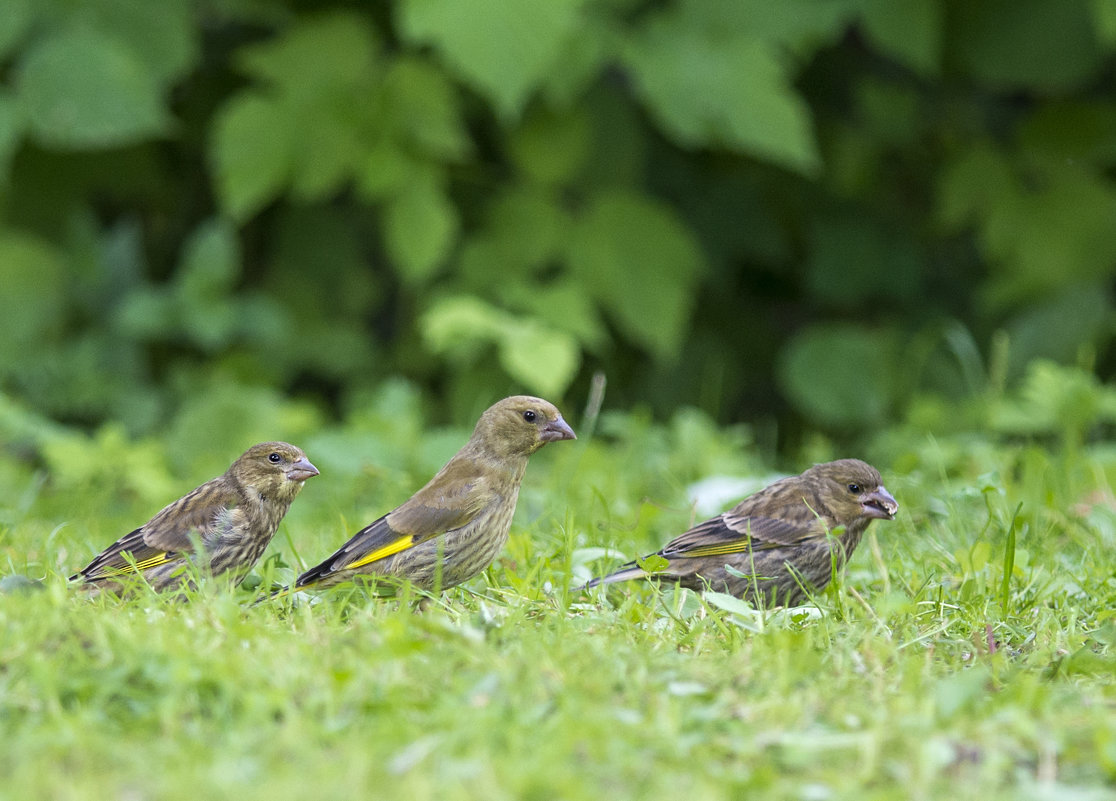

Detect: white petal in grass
613,708,643,725
389,735,442,775
570,547,620,567
772,730,875,765
476,601,507,628
770,606,825,626
686,474,785,517
666,681,709,697
1015,783,1116,801
571,547,627,585
799,783,833,801
703,591,826,632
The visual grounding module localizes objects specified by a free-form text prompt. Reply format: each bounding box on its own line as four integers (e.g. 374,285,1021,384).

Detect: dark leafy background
2,0,1115,455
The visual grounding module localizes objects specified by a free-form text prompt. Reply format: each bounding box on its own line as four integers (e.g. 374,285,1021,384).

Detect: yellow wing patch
679,541,755,558
94,551,175,577
341,535,416,571
130,553,175,571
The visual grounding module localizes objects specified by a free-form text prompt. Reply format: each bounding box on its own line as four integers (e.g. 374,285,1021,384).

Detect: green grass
3,403,1116,800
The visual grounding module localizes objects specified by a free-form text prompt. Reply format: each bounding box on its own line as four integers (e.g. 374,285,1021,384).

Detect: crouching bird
582,459,897,607
71,442,318,596
267,395,575,600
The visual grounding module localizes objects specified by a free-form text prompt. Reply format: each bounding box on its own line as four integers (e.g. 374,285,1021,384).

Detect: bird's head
231,441,319,500
806,458,898,524
472,395,576,458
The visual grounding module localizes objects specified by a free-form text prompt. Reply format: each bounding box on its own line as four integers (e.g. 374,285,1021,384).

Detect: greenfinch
71,442,318,595
272,396,575,599
583,459,897,606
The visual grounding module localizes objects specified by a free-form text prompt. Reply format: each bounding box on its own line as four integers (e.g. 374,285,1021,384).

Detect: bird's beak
540,416,577,442
287,457,320,482
861,486,898,520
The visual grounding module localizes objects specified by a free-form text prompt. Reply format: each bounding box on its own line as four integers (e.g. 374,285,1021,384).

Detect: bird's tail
251,583,294,606
578,563,648,591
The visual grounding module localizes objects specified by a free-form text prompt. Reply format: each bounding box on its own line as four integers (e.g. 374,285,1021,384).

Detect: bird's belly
387,515,513,592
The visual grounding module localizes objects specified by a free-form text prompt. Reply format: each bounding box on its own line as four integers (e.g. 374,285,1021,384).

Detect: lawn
2,392,1116,801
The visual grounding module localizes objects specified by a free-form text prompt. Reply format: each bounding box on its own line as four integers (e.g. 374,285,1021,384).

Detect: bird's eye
847,483,860,494
268,453,282,463
523,410,537,422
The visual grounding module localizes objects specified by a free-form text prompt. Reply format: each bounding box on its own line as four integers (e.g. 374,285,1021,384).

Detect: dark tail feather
251,584,293,606
578,563,649,591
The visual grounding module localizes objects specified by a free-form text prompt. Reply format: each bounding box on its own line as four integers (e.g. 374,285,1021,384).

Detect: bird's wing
659,512,824,559
295,460,490,586
71,527,179,581
140,478,242,551
74,479,241,581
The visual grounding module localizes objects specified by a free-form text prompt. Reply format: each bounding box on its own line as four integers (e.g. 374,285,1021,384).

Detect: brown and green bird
271,395,575,599
71,442,318,595
583,459,898,606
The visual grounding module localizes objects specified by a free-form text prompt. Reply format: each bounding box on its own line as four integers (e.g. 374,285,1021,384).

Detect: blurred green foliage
1,0,1115,441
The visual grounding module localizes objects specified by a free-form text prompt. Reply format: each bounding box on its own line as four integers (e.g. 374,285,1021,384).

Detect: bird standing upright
271,395,575,599
582,459,898,606
71,442,319,596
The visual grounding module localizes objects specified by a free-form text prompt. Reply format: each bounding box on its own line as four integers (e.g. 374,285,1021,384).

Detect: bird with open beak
582,459,898,607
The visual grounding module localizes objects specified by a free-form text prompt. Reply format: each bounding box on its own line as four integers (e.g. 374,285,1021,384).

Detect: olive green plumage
276,395,576,598
71,442,318,595
583,459,898,606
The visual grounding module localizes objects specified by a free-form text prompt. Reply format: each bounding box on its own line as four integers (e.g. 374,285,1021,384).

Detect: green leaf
224,13,382,207
933,668,989,720
499,280,608,352
457,186,571,290
0,91,24,180
856,0,940,76
177,219,241,300
714,0,852,46
0,232,65,360
116,286,179,340
17,29,168,149
209,92,291,221
540,11,612,106
568,190,705,359
509,106,591,186
384,57,471,161
624,6,819,174
181,301,240,351
357,140,416,200
950,0,1101,91
288,110,366,201
498,320,580,398
1017,101,1116,167
1002,285,1111,381
776,324,896,428
636,554,670,574
235,12,381,96
1093,0,1116,46
806,214,924,307
0,0,33,62
421,296,510,354
59,0,198,86
940,147,1116,306
984,170,1116,305
398,0,583,119
937,143,1013,229
384,176,459,284
421,296,580,395
702,591,758,617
